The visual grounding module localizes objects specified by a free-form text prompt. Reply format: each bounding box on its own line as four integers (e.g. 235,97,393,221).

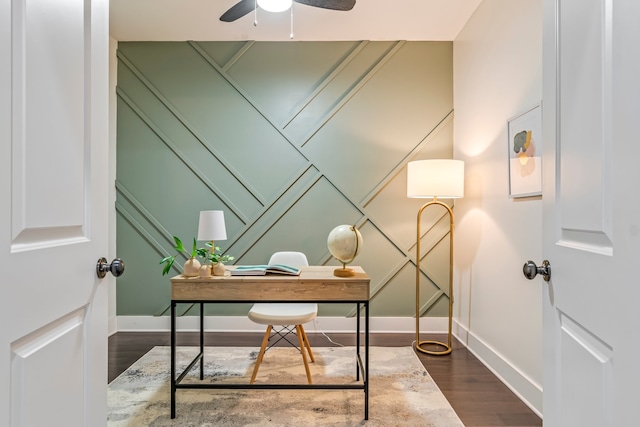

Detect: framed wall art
507,103,542,198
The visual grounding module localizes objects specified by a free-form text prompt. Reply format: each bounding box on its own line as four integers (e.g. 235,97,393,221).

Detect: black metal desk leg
200,302,204,380
171,301,176,419
356,302,361,381
365,301,369,420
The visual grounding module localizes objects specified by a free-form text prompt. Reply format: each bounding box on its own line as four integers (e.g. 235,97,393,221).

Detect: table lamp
407,159,464,355
197,210,227,274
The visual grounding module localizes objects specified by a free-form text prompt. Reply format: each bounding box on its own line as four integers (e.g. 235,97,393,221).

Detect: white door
0,0,111,426
541,0,640,425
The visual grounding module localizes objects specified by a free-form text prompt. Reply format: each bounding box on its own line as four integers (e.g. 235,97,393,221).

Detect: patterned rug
108,346,464,427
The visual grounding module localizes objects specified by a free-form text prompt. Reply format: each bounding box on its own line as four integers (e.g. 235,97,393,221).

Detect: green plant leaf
161,258,175,276
196,248,211,261
190,238,197,258
173,236,184,253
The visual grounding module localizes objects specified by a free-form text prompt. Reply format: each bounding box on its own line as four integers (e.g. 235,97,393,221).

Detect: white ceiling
110,0,482,42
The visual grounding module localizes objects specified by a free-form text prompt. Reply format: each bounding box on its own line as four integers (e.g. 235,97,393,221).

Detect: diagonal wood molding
115,40,454,319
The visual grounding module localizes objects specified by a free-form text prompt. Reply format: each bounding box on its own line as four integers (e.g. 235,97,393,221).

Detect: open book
230,264,301,276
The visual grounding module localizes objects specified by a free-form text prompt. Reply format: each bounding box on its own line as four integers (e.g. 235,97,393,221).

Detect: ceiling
110,0,482,42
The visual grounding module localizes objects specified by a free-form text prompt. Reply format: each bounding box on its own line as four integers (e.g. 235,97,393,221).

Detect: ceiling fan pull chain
254,0,258,26
290,3,294,39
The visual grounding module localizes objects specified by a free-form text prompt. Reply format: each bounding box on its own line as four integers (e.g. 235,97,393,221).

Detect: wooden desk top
171,266,370,302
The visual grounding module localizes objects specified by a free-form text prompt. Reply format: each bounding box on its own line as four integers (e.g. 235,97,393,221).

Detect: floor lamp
407,159,464,356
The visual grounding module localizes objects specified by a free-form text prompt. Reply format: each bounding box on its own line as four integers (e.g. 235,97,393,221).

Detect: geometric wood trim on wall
115,41,454,318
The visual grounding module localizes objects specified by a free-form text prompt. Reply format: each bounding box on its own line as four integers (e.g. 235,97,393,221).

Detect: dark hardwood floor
109,331,541,427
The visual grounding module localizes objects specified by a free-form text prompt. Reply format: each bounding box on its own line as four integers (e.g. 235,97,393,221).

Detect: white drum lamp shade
407,159,464,199
197,210,227,241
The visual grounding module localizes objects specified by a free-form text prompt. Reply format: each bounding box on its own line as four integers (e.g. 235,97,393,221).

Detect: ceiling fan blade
220,0,255,22
294,0,356,11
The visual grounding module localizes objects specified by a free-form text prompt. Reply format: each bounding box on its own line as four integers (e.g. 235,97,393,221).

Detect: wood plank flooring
108,331,541,427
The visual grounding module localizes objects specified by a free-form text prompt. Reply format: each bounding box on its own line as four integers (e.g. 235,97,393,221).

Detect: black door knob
96,257,125,278
523,260,551,282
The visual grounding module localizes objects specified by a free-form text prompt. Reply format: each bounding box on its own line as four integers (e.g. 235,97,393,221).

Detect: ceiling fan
220,0,356,22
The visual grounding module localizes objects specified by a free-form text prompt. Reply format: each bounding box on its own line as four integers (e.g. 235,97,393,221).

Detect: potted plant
196,242,235,276
160,236,201,277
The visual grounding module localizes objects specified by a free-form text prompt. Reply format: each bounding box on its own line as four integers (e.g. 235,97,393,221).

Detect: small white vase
212,262,226,276
183,258,201,277
199,264,212,278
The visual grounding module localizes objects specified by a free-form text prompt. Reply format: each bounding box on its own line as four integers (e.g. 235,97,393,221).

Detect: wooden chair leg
295,325,313,384
250,325,272,384
299,325,314,363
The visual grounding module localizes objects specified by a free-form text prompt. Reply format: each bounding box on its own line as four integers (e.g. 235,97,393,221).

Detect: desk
170,266,371,420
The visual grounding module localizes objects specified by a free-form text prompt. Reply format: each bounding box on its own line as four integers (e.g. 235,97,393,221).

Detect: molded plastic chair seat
248,303,317,325
249,251,316,384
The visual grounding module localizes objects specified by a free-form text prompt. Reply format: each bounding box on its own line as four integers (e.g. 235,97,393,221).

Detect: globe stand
333,263,355,277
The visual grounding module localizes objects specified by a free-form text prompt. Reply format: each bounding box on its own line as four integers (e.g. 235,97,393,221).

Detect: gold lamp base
415,340,452,356
415,197,455,357
333,267,354,277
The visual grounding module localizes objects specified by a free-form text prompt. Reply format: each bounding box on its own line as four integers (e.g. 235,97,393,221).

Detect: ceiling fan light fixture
257,0,293,13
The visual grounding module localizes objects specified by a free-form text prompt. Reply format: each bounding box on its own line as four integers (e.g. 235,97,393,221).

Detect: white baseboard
116,315,450,334
453,320,543,418
108,314,118,337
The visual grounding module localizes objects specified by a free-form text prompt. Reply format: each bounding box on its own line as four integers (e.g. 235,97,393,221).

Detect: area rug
108,346,464,427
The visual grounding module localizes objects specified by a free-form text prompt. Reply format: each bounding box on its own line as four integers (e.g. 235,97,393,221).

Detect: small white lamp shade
407,159,465,199
197,210,227,241
257,0,293,12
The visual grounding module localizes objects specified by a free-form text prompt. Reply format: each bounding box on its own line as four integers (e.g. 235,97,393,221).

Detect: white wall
453,0,543,415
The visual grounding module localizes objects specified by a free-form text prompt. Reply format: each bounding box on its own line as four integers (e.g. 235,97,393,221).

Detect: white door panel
542,0,640,425
1,0,110,426
11,309,86,427
542,0,614,423
12,0,86,240
557,312,613,427
557,0,613,246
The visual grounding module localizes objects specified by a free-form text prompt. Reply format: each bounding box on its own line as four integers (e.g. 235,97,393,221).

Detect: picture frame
507,103,542,198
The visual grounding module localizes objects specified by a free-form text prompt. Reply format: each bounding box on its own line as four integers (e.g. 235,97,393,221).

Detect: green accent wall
115,40,454,319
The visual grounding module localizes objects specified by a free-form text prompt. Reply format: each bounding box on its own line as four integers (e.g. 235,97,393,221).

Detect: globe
327,224,363,277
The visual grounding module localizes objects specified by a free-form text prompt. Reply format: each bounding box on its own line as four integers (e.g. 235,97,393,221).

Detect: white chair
248,251,317,384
